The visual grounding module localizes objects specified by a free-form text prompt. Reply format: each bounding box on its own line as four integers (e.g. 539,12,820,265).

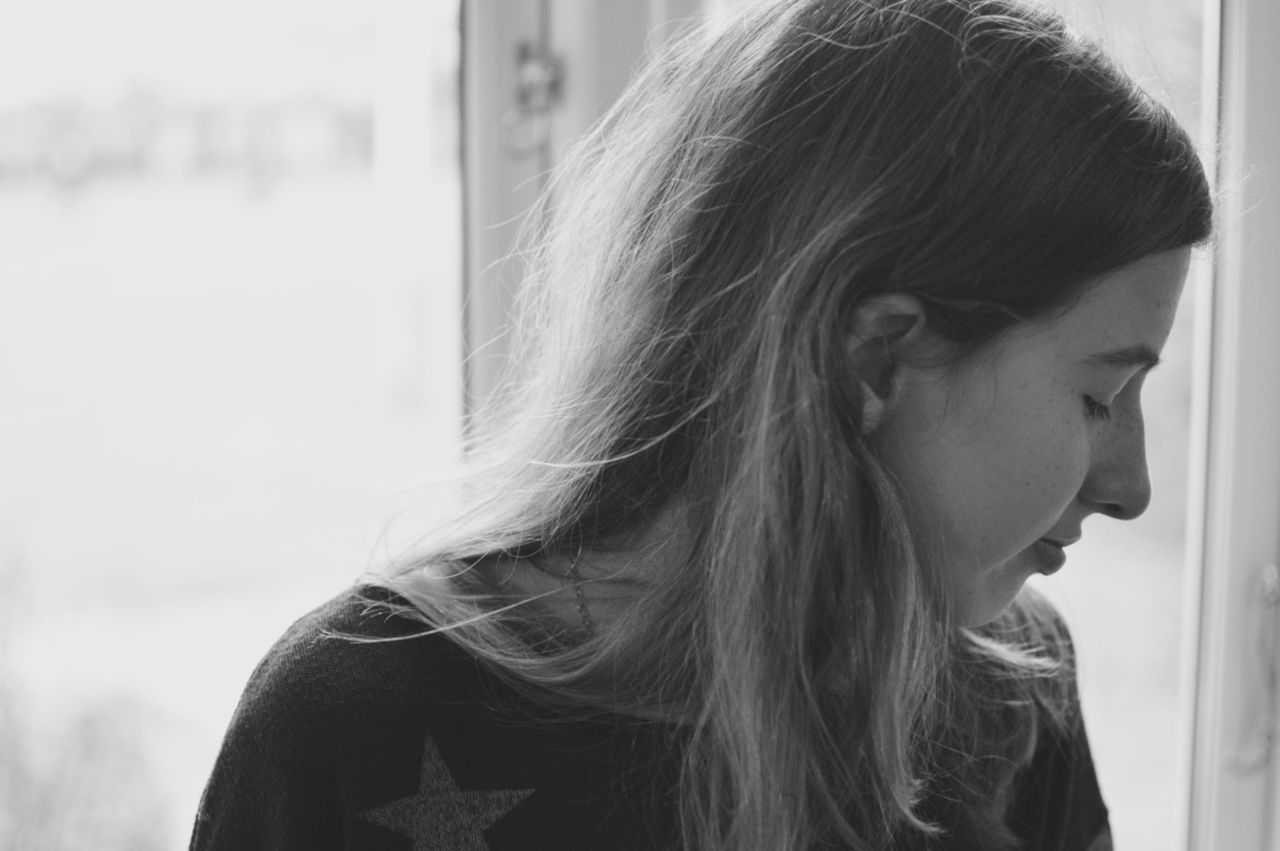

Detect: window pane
0,2,461,847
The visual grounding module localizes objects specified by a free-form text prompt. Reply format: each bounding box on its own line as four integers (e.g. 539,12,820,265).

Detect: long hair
376,1,1213,848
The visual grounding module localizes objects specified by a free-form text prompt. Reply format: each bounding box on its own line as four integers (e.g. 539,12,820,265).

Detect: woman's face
878,249,1192,626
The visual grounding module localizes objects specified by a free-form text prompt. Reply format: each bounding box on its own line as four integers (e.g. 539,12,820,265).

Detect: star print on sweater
359,736,534,851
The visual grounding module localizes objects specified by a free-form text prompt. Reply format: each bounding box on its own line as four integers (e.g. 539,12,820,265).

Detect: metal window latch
1228,562,1280,773
503,40,563,160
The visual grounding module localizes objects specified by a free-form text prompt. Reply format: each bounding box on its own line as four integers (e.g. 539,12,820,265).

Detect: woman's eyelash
1084,396,1112,421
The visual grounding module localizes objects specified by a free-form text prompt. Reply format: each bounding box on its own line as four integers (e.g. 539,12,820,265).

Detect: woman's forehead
993,249,1191,361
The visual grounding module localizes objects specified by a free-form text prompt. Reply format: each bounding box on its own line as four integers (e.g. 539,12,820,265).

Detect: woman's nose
1078,411,1152,521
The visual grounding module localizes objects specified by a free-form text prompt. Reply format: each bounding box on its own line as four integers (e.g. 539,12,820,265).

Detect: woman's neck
476,503,694,637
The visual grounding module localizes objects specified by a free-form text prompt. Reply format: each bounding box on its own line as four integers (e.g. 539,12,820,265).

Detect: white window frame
461,0,547,420
461,0,700,416
1185,0,1280,847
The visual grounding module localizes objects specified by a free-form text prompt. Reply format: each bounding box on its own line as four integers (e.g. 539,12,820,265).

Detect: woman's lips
1033,538,1068,575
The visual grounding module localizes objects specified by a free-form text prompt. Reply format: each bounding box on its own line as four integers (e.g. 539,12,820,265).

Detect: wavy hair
375,1,1213,848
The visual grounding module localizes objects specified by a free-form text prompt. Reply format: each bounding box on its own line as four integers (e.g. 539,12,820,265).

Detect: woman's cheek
1001,419,1084,537
1036,425,1093,519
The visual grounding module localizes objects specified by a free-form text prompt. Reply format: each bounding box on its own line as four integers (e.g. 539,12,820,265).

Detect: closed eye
1084,396,1112,421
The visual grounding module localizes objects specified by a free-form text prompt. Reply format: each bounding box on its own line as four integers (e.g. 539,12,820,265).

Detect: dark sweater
191,586,1112,850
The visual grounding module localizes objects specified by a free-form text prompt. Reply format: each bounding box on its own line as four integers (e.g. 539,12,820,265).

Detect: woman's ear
846,293,930,435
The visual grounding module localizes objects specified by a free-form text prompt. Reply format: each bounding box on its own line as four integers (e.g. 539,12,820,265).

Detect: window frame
461,0,702,415
1185,0,1280,847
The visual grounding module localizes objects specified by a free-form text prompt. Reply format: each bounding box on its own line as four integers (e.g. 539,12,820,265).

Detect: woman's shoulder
197,583,515,836
249,584,471,685
228,585,477,745
194,584,681,850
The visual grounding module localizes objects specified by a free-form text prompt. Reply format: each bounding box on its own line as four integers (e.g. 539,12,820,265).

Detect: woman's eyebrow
1085,344,1163,372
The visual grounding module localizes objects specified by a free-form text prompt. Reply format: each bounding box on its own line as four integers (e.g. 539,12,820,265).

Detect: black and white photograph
2,0,1276,849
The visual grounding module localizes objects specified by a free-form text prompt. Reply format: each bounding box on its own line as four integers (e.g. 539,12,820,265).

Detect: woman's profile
191,0,1212,848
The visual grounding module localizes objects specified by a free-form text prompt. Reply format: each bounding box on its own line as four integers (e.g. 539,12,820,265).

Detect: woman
192,0,1212,848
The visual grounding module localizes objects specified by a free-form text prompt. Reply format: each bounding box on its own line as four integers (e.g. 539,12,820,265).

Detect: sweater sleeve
190,607,362,850
189,589,446,851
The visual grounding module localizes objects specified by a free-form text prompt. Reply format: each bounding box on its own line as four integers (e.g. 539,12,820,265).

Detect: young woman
192,0,1212,848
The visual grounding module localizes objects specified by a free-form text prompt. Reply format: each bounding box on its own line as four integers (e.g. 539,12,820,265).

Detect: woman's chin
955,558,1040,627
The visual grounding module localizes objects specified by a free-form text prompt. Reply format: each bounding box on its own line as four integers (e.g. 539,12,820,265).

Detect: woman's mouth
1032,538,1068,575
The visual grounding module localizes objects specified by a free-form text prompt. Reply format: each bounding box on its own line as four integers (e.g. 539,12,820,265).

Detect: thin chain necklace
566,548,595,638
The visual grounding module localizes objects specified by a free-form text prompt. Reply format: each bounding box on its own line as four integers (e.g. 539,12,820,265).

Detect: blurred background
0,0,461,846
0,0,1209,848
